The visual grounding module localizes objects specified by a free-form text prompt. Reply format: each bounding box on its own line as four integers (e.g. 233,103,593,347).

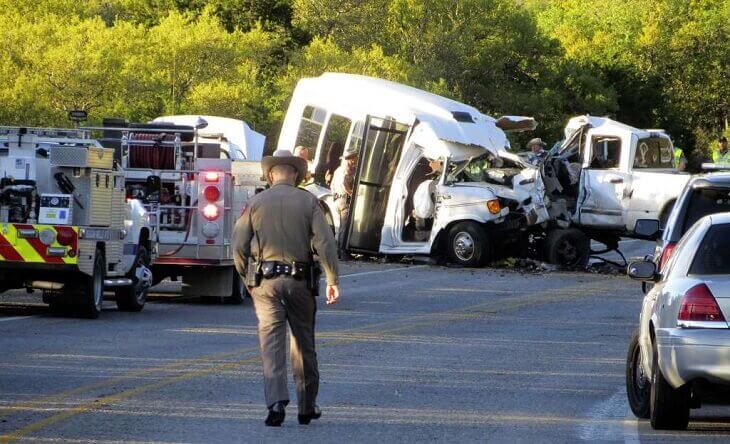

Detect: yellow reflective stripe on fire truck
0,224,78,264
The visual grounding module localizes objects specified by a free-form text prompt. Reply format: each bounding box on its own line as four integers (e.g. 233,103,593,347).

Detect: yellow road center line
0,278,621,442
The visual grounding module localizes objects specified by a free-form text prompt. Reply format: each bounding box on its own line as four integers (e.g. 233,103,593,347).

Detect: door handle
609,177,624,184
441,194,451,200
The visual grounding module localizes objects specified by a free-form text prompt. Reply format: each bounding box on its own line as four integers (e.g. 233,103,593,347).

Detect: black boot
265,401,286,427
298,405,322,425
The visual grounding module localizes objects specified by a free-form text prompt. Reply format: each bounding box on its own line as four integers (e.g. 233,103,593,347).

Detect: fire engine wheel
116,245,151,312
544,228,590,269
446,222,490,267
78,248,105,319
225,273,247,305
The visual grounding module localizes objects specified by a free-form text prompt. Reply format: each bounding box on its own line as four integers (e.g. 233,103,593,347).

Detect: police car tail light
659,242,677,271
677,284,727,327
203,204,220,221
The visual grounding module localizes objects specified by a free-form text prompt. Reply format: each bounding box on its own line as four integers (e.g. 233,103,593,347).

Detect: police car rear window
689,223,730,275
681,188,730,235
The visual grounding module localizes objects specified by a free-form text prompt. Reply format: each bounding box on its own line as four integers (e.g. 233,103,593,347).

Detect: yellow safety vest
673,148,684,168
712,150,730,164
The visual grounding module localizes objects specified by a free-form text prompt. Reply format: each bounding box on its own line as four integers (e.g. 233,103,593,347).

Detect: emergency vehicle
0,127,153,318
89,116,266,303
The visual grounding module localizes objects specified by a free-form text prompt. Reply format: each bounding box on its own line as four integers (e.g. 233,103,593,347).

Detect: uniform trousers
250,276,319,414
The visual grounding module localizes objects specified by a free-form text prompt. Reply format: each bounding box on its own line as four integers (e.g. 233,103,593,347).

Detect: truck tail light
204,186,221,202
203,204,220,221
56,229,75,246
678,284,727,326
204,171,220,182
658,242,676,271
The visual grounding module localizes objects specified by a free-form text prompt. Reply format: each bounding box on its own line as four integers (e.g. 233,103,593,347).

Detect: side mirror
628,261,657,281
634,219,662,240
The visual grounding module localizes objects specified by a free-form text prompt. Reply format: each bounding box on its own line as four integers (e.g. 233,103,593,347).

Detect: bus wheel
447,222,490,267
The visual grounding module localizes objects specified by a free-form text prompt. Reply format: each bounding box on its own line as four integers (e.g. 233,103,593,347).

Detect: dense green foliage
1,0,728,156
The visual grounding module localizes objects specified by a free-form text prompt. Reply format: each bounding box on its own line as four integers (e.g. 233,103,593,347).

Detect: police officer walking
233,149,340,427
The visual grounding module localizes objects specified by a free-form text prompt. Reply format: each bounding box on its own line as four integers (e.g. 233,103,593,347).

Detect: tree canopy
1,0,728,156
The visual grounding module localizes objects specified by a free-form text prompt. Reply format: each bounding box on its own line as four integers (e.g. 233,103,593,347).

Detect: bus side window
294,105,326,161
315,114,352,184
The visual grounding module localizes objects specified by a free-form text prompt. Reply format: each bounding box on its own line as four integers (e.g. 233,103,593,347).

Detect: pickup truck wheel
544,228,589,269
626,329,650,419
116,245,151,312
447,222,490,267
650,343,690,430
78,248,105,319
225,273,246,305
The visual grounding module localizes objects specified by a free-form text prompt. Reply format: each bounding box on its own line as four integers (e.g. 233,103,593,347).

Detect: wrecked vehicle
536,115,691,267
277,73,549,266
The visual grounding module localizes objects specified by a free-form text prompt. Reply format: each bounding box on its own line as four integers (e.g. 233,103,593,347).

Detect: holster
308,263,322,297
244,260,262,288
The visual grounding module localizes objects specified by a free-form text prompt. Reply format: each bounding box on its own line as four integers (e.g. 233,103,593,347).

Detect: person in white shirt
412,159,442,231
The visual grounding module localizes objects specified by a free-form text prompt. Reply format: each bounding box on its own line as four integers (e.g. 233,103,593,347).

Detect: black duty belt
261,261,311,280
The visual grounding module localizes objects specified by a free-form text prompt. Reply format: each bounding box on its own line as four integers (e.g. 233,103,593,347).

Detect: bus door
344,116,410,253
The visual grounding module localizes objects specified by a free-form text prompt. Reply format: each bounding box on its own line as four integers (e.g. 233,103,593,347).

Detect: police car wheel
626,329,650,419
447,222,489,267
116,245,150,312
650,341,690,430
79,248,105,319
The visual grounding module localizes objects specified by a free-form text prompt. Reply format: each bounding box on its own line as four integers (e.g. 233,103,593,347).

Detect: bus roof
284,73,510,158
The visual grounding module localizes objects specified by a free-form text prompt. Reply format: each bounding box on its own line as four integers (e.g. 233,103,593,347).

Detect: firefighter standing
233,149,340,427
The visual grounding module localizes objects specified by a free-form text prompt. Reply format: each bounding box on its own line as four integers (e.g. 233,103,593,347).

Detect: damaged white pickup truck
533,115,691,267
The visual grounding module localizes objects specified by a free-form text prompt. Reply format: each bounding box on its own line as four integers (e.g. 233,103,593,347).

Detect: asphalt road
1,254,730,442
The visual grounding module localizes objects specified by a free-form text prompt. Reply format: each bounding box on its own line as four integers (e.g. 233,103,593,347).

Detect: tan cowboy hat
341,147,359,160
261,149,308,184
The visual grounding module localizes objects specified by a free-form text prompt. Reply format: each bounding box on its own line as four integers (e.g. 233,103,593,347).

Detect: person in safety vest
712,137,730,164
673,147,687,171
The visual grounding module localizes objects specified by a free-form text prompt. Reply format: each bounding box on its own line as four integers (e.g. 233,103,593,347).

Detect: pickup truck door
577,133,629,229
344,116,410,254
625,134,689,231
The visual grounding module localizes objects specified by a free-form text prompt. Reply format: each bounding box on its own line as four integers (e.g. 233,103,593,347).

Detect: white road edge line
340,264,429,278
624,406,641,444
0,315,36,323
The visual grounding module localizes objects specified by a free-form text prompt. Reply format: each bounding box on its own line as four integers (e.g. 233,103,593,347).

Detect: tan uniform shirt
330,161,354,198
233,181,339,285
